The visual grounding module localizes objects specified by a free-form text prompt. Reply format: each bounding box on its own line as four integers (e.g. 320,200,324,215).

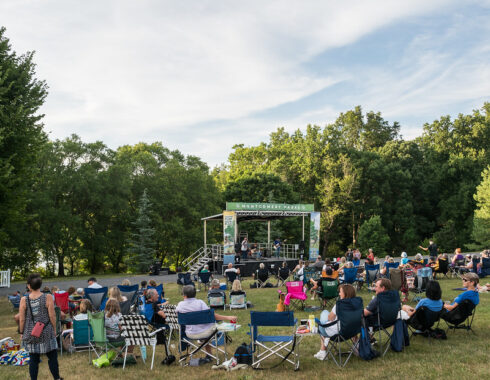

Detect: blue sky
1,0,489,167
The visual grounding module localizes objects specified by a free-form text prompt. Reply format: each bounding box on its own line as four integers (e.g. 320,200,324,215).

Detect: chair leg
122,345,128,370
151,343,156,370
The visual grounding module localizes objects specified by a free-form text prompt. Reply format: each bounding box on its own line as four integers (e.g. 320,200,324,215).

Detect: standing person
241,237,249,261
419,240,438,260
19,273,63,380
273,237,281,258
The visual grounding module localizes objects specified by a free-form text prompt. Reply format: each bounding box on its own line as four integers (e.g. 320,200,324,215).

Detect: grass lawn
1,277,489,380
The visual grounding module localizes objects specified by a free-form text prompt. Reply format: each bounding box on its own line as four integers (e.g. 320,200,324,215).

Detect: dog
276,292,286,312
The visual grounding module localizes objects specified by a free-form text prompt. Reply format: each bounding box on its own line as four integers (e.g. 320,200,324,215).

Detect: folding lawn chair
371,290,401,356
383,262,399,279
87,311,125,363
198,272,212,291
389,268,403,292
208,293,226,310
276,267,291,287
249,311,298,370
411,267,432,302
433,259,449,279
480,257,490,278
365,264,380,292
317,278,338,310
255,269,270,288
228,293,247,310
319,297,363,368
449,259,466,278
8,295,20,312
177,309,227,365
177,273,194,292
302,267,319,287
54,292,70,315
340,267,360,289
441,299,477,333
117,284,139,314
84,287,108,311
225,271,239,288
408,306,443,339
353,259,361,267
279,281,307,311
119,315,164,370
72,318,93,352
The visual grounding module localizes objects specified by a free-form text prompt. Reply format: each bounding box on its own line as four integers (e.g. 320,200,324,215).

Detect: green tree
0,27,48,270
357,215,390,256
127,189,155,272
468,166,490,250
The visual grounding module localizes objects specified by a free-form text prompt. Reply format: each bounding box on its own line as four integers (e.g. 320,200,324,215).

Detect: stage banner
226,202,314,212
309,212,320,260
223,211,236,254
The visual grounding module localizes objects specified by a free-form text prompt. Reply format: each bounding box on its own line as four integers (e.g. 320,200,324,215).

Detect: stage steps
183,246,212,275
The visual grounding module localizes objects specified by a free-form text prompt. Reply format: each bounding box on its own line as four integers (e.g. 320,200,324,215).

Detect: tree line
1,27,488,277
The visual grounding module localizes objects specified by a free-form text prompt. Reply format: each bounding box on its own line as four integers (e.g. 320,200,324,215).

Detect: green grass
1,277,489,379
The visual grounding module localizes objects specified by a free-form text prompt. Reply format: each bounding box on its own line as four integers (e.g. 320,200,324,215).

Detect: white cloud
1,0,479,166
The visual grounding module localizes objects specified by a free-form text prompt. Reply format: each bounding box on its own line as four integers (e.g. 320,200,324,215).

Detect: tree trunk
57,254,65,277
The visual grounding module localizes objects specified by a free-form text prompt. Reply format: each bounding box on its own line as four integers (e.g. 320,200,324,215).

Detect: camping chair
383,262,400,279
352,259,361,267
225,271,239,288
317,278,338,310
8,295,20,312
340,267,360,289
276,267,291,287
228,292,247,310
320,297,363,368
389,268,403,292
249,311,298,370
119,315,164,370
177,309,226,365
84,287,108,311
177,273,194,291
449,258,466,278
433,259,449,279
408,306,442,339
279,281,307,311
256,269,270,288
302,267,319,287
198,272,212,291
441,299,477,333
72,318,93,352
54,292,70,315
208,292,226,310
480,257,490,278
365,264,380,292
87,311,125,363
117,284,139,314
54,306,64,356
411,267,432,302
372,290,401,356
147,284,165,304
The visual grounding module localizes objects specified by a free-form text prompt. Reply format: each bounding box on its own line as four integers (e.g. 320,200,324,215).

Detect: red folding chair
54,292,70,314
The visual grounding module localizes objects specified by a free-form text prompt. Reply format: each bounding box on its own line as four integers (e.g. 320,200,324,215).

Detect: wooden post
204,220,207,248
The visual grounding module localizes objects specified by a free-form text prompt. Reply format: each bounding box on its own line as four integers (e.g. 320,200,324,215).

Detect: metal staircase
182,246,212,275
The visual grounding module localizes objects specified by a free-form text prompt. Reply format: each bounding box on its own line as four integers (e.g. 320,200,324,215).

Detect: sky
1,0,489,167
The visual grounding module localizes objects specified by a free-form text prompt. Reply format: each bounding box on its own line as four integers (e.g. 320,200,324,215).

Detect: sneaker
313,350,327,360
199,355,213,365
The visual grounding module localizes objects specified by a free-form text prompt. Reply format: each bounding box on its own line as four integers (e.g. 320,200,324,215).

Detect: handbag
27,296,46,338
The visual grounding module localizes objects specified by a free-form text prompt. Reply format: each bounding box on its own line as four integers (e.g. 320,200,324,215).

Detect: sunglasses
462,278,468,282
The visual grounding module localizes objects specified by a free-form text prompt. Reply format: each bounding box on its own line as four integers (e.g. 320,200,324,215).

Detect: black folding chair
408,306,443,340
198,272,212,291
441,299,477,333
372,290,400,356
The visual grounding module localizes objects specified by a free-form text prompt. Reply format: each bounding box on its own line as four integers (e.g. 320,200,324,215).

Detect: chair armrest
149,326,167,337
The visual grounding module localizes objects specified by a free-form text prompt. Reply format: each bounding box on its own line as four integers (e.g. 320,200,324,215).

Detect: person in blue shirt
400,252,409,266
402,280,443,318
444,273,479,311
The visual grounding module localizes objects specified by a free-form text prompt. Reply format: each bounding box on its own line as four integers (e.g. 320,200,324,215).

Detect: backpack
359,326,379,361
233,343,252,365
429,328,447,340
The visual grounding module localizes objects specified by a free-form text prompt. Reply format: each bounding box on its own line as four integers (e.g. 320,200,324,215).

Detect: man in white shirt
87,277,103,289
224,263,240,275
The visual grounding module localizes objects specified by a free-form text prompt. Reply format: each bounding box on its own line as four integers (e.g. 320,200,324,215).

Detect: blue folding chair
372,290,401,356
198,272,212,291
340,267,360,289
480,258,490,278
84,287,108,311
177,309,226,365
8,295,20,312
411,267,433,302
365,264,380,292
177,273,194,291
249,311,298,370
72,318,93,352
319,297,363,367
147,284,165,303
383,262,399,279
352,259,361,267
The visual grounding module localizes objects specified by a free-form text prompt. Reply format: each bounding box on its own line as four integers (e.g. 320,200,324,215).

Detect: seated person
148,279,158,287
451,248,465,267
380,257,395,276
311,256,325,271
433,254,448,274
108,286,128,302
428,256,437,269
443,273,479,312
323,259,339,279
292,260,305,282
208,279,226,303
230,279,246,296
253,263,269,284
401,280,443,319
104,299,135,359
338,261,354,278
363,278,392,327
73,299,94,321
314,284,356,360
200,265,210,273
176,285,237,364
139,280,148,297
250,244,262,259
465,254,479,271
224,263,240,276
146,288,167,325
277,261,290,282
400,252,409,267
310,267,335,300
409,253,425,270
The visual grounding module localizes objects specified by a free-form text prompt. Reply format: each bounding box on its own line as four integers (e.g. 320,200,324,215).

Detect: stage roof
201,210,311,222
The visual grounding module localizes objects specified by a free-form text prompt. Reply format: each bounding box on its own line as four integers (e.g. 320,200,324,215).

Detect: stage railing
206,243,301,261
0,270,10,288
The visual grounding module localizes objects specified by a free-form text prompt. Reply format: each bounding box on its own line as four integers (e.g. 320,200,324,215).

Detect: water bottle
308,314,316,333
140,346,147,361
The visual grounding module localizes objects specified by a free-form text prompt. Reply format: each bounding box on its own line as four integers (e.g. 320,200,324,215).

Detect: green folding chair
87,311,125,363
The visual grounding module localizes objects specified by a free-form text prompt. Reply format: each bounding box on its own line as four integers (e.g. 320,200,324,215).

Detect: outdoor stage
209,256,300,277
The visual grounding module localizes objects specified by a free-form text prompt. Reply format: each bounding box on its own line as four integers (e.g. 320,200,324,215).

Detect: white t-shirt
88,282,103,289
225,268,239,274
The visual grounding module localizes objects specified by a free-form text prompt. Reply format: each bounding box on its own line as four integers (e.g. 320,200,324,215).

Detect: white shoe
314,350,327,360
